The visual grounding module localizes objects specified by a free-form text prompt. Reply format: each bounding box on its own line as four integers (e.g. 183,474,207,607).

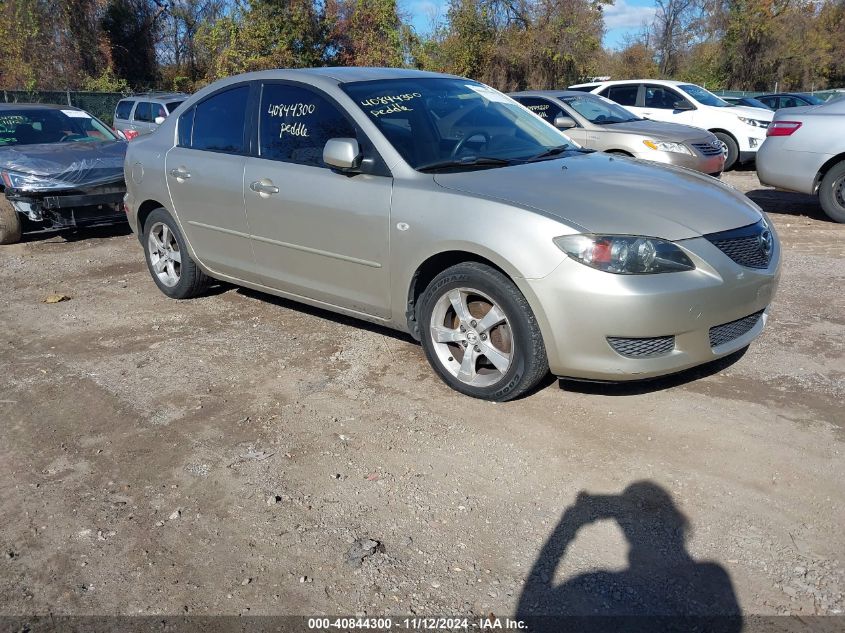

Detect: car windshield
559,94,640,124
0,108,117,146
342,78,578,170
679,84,731,108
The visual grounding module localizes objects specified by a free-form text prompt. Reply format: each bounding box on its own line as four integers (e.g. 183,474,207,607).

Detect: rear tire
418,262,548,401
818,161,845,223
0,197,22,245
142,207,210,298
714,132,738,170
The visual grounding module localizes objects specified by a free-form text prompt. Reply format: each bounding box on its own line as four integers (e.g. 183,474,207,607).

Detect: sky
399,0,658,50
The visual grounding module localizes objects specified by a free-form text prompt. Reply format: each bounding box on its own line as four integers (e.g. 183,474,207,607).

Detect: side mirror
553,115,577,129
154,116,166,125
114,129,127,141
323,138,361,170
673,101,695,111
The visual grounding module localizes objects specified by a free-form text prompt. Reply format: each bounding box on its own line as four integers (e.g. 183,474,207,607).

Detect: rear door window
133,102,153,122
115,100,134,120
191,85,249,153
602,85,639,106
259,83,357,167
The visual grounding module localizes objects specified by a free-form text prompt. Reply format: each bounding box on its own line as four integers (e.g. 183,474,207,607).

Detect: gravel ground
0,169,843,624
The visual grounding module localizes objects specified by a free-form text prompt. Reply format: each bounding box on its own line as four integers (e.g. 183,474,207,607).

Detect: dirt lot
1,169,843,625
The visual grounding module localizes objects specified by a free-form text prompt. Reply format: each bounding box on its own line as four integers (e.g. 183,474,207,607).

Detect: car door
640,84,697,125
243,81,393,318
132,101,156,135
164,83,256,280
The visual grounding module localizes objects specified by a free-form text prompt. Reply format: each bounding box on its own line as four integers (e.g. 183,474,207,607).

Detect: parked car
124,68,780,401
757,97,845,222
756,93,826,110
510,90,725,176
0,104,127,244
113,93,187,140
568,79,774,170
722,96,773,110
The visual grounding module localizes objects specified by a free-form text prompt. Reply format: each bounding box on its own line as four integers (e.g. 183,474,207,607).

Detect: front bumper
637,147,725,176
519,234,781,381
6,185,126,229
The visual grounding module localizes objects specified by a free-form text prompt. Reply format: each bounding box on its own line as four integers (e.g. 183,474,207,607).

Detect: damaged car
0,104,127,244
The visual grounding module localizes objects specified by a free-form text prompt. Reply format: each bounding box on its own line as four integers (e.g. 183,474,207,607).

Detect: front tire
714,132,739,170
142,208,210,298
819,161,845,223
0,197,22,245
418,262,548,401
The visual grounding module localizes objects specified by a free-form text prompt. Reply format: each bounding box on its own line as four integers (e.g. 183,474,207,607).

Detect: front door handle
168,168,191,180
249,180,279,196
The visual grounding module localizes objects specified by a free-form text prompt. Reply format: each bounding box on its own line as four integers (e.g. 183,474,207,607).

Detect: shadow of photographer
516,481,742,632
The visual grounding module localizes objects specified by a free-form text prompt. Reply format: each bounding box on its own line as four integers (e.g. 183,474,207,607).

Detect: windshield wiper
524,145,590,162
416,156,513,172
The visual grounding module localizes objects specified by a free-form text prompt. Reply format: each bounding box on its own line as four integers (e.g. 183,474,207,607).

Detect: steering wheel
451,129,491,158
59,134,86,142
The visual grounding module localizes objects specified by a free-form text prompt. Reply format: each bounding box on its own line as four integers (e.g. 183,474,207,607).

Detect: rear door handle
169,168,191,180
250,180,279,196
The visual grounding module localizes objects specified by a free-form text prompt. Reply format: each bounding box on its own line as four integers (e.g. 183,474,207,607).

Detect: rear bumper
756,140,830,196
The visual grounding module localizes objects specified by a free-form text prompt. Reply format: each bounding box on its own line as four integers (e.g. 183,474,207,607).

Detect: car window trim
254,78,390,176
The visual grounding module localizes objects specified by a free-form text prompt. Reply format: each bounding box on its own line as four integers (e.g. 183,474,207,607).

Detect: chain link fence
1,90,130,125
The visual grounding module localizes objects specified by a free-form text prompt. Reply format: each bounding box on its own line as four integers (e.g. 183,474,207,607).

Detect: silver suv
114,93,187,139
123,68,780,401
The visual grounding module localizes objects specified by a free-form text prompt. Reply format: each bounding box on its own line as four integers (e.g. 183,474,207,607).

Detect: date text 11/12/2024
307,617,527,630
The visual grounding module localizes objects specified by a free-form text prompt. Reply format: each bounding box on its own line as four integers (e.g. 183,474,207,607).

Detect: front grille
709,311,764,348
607,335,675,358
705,220,773,269
692,142,724,156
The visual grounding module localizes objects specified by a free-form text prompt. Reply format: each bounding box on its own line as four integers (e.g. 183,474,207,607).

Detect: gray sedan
757,97,845,222
124,68,780,401
511,90,725,176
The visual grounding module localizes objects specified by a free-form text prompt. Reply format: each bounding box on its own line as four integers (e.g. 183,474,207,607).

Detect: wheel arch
813,153,845,194
136,199,169,240
708,128,737,143
405,250,517,341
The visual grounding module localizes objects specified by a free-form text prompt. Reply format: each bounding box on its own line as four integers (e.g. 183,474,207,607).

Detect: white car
757,97,845,223
569,79,773,170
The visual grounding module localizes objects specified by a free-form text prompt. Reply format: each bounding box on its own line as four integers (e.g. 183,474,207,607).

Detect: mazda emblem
759,229,773,257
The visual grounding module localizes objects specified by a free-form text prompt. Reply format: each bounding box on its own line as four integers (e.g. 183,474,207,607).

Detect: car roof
0,103,85,111
509,90,594,99
121,93,187,101
569,79,688,88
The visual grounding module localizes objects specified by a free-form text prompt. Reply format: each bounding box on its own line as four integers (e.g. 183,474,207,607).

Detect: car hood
433,152,763,241
606,119,713,141
0,141,126,190
726,105,774,120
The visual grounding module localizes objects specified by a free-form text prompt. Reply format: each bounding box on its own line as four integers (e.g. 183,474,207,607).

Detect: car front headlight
737,116,769,128
642,140,693,155
554,234,696,274
1,169,68,191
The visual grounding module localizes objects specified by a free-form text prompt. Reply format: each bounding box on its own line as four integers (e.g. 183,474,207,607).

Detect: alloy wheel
147,221,182,288
428,287,513,387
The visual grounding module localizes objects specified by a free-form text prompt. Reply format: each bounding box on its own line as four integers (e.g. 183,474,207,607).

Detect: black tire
818,160,845,223
0,197,22,245
417,262,548,401
142,207,210,299
714,132,739,170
